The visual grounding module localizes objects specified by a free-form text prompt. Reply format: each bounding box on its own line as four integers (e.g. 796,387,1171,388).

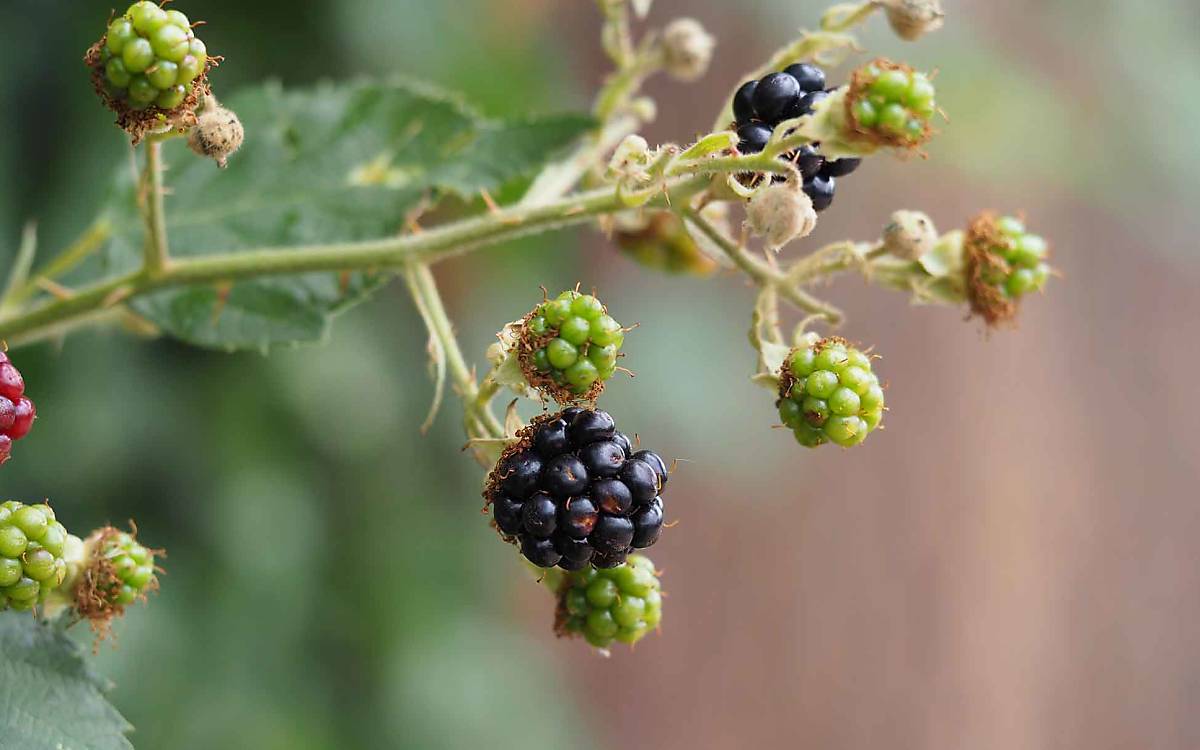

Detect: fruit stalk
141,138,171,274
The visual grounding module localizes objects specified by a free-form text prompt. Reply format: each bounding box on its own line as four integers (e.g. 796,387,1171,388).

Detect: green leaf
0,612,133,750
100,79,593,352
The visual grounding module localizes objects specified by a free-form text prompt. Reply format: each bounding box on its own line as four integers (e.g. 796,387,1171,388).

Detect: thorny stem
681,207,844,324
142,140,171,275
1,218,111,309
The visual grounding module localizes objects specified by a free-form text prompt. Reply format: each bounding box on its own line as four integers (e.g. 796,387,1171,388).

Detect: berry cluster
733,62,862,211
964,214,1052,325
556,554,663,649
99,2,207,112
518,290,627,402
777,337,885,448
486,408,668,571
846,60,936,147
87,528,159,610
0,502,68,612
0,352,36,466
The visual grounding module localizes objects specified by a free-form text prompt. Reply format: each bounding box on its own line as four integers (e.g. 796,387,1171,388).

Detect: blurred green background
3,1,1200,748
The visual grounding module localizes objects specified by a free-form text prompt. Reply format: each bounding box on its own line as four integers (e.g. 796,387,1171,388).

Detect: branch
141,140,171,275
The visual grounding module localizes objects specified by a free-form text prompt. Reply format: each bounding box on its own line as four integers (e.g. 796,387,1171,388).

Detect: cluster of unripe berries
520,290,626,400
487,408,668,571
777,337,885,448
0,502,69,612
100,2,207,111
0,352,36,466
976,216,1050,300
556,554,663,649
733,63,862,211
88,528,158,609
848,61,936,145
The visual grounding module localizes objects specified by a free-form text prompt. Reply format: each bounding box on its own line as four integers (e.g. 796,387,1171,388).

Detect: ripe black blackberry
732,62,864,213
484,409,670,570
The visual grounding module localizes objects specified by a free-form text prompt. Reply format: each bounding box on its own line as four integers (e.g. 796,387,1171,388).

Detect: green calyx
777,337,884,448
0,501,70,612
519,289,627,402
555,554,663,650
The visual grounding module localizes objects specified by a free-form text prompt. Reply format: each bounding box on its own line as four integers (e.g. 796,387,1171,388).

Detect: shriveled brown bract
963,212,1018,326
73,525,162,643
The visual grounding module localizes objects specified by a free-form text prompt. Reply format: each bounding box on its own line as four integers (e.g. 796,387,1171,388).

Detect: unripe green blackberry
555,554,663,650
777,337,885,448
517,290,628,403
846,59,936,148
74,525,160,628
0,501,69,612
964,213,1053,326
86,2,215,140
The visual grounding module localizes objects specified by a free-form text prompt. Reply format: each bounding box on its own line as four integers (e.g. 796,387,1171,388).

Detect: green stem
142,140,170,275
0,222,38,312
3,218,111,308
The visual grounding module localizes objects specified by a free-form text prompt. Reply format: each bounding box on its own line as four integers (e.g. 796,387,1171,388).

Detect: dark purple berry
520,535,561,567
804,174,836,211
499,451,542,499
560,406,586,423
751,72,801,123
737,122,772,154
591,515,635,553
612,432,633,458
820,157,861,177
591,478,633,516
591,548,628,569
733,79,758,124
580,440,625,478
631,450,668,489
557,555,590,572
798,89,829,115
631,498,664,549
784,62,826,93
792,143,825,181
568,409,615,446
492,495,525,535
619,459,660,505
543,454,589,497
521,492,558,538
554,533,595,563
559,496,599,539
533,418,570,458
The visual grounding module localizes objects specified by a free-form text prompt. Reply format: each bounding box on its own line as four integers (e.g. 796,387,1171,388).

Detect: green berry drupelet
556,554,663,649
72,525,160,631
964,213,1052,326
846,58,936,148
0,350,37,467
777,337,885,448
0,501,69,612
486,408,669,571
518,290,627,403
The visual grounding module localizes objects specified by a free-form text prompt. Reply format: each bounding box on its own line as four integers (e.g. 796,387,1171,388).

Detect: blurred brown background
2,0,1198,748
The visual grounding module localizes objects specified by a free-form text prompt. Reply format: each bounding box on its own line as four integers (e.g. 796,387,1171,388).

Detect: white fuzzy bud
881,0,945,41
187,100,244,168
882,210,939,260
608,134,652,177
746,181,818,250
660,18,716,82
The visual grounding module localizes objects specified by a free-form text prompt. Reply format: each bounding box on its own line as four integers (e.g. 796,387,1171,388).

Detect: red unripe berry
0,362,23,401
0,398,13,432
0,436,10,466
7,398,35,441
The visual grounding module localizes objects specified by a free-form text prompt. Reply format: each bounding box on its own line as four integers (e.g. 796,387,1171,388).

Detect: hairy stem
142,141,171,275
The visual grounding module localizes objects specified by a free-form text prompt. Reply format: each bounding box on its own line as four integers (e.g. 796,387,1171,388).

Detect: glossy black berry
784,62,826,93
568,409,616,446
619,459,660,505
792,143,825,181
733,79,758,124
485,409,672,569
499,451,542,498
752,72,802,123
592,478,633,516
804,174,836,212
631,498,664,549
533,418,570,458
521,492,558,538
820,157,861,178
580,440,625,478
631,450,668,489
543,454,589,497
559,496,599,539
737,122,772,154
492,495,525,535
521,536,561,567
591,515,635,553
798,89,829,115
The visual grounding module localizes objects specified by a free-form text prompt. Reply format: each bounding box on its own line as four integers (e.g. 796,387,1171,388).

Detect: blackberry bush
777,337,885,448
0,351,36,467
516,290,628,403
485,408,668,571
0,501,68,612
555,554,663,650
965,214,1052,325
